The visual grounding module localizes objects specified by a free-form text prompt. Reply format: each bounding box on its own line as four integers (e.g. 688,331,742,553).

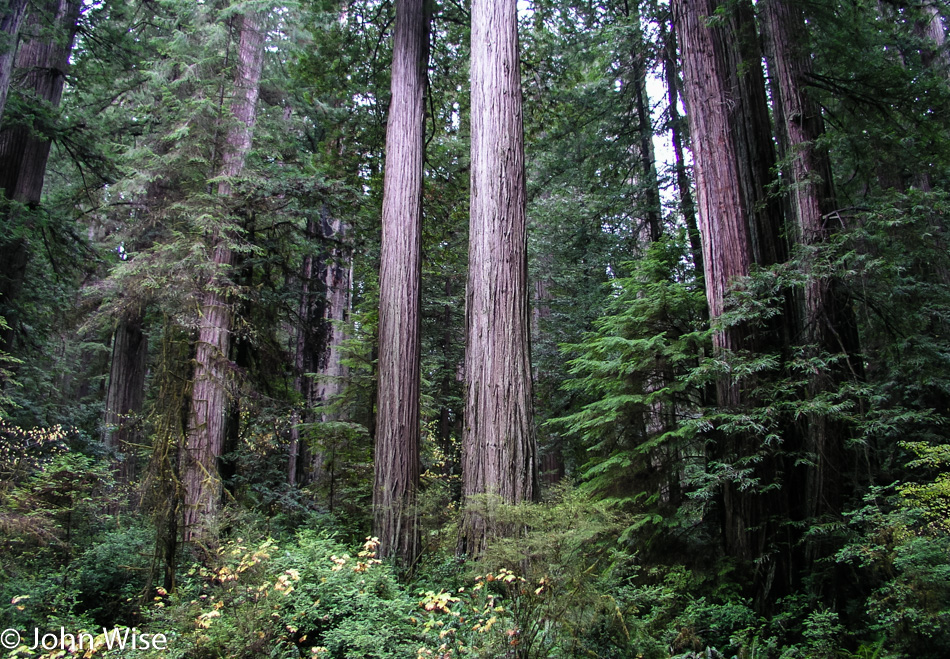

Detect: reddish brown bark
0,0,78,200
724,1,787,269
461,0,539,555
762,0,862,526
0,0,80,351
672,0,755,355
102,314,149,484
673,0,792,598
373,0,430,563
0,0,29,123
182,10,264,544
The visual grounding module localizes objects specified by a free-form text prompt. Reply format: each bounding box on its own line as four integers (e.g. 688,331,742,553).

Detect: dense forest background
2,0,950,657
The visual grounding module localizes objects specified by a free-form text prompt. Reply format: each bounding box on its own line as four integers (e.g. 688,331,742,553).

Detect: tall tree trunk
724,0,787,269
143,321,190,594
672,0,756,358
461,0,539,555
673,0,791,602
289,214,322,487
629,5,662,245
313,213,351,496
0,0,29,123
182,10,264,544
0,0,80,351
102,313,149,484
761,0,863,530
374,0,430,564
287,218,316,487
662,18,703,284
287,207,351,497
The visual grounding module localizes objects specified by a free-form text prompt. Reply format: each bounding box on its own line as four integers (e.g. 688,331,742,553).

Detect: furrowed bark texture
662,19,703,284
0,0,78,199
672,0,754,356
310,218,350,494
103,314,149,484
182,11,264,544
0,0,80,351
762,0,862,527
373,0,430,564
286,206,350,495
918,1,948,71
0,0,29,123
724,1,786,269
461,0,539,555
674,0,792,600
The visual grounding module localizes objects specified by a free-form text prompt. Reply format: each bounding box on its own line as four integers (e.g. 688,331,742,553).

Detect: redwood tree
373,0,430,563
761,0,862,527
287,210,351,491
0,0,29,123
461,0,539,555
0,0,81,351
672,0,756,358
102,313,148,484
182,9,265,544
672,0,791,597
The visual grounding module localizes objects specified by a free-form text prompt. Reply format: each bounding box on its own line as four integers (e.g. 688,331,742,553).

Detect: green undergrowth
2,482,945,658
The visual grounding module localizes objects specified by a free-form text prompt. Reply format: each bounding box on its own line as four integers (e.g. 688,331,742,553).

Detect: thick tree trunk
102,314,149,484
287,208,351,497
0,0,80,351
461,0,539,555
143,323,190,594
374,0,429,564
0,0,78,199
916,1,948,71
673,0,791,601
304,218,351,506
182,10,264,544
672,0,755,356
724,1,787,269
0,0,29,123
761,0,862,527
